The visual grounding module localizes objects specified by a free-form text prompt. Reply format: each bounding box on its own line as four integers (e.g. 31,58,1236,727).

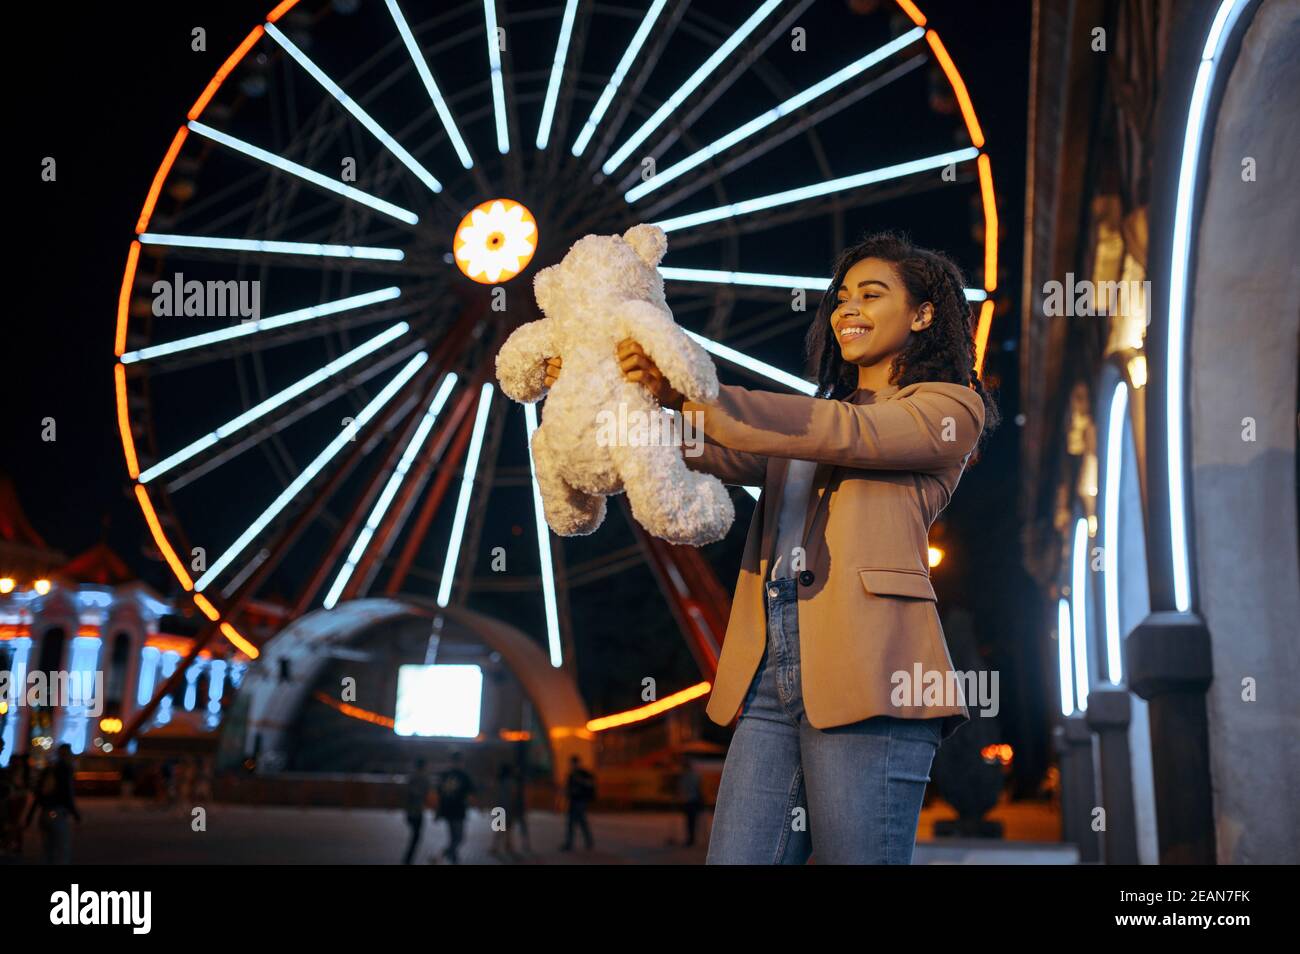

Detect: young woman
544,231,999,863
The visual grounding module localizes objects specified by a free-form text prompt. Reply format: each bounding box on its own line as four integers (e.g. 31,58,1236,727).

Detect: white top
769,458,818,581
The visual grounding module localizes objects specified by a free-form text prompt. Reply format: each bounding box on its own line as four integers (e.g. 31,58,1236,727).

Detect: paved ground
5,796,1076,864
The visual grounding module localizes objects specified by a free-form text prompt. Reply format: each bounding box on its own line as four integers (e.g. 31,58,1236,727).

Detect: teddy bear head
532,224,668,331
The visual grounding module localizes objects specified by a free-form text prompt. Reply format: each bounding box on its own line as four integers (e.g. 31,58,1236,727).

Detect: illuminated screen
393,664,483,738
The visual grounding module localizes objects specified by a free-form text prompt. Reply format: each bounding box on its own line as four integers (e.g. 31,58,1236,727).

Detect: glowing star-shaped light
453,198,538,284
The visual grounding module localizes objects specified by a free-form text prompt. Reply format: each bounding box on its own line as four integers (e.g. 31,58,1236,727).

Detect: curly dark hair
804,230,1001,450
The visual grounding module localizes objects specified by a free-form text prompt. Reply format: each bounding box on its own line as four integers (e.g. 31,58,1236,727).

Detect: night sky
9,0,1041,772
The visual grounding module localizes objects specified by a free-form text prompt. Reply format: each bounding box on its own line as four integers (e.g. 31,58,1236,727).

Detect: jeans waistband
763,575,798,606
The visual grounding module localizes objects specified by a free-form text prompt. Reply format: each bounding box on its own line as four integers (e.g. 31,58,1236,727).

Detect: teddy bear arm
614,300,718,404
495,318,557,403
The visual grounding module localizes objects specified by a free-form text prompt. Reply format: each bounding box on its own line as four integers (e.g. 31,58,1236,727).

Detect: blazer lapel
798,385,900,550
800,462,834,550
760,457,788,577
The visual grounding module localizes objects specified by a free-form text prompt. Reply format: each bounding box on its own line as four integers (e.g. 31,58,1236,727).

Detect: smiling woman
620,229,1004,864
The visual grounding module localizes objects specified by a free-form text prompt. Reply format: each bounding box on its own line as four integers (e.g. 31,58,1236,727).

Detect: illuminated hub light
523,402,564,667
194,353,429,591
1102,381,1128,684
1071,518,1091,711
264,22,443,193
120,287,401,365
137,233,405,261
394,664,483,737
99,717,124,734
625,28,925,201
571,0,669,156
385,0,475,169
324,373,460,608
602,0,784,173
482,0,510,154
138,323,410,483
536,0,580,149
437,384,495,607
187,121,419,225
453,199,537,284
1164,0,1252,612
652,148,980,232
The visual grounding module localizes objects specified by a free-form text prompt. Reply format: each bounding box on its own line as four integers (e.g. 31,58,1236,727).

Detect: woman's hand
617,337,684,411
543,355,561,388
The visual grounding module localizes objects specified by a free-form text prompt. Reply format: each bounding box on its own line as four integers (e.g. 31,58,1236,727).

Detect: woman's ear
911,301,935,332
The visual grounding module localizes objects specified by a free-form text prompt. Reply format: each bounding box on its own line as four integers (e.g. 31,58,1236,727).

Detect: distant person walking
402,757,431,865
559,755,596,852
24,743,81,864
434,752,475,864
677,757,703,847
489,762,529,859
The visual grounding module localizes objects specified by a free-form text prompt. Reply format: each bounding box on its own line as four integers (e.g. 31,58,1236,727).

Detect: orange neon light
0,624,32,640
266,0,302,24
925,31,985,149
313,691,395,728
191,592,220,621
115,365,141,479
134,485,195,590
974,299,994,377
977,153,998,291
219,621,260,659
187,26,265,121
499,729,532,742
894,0,927,26
115,241,140,357
134,125,188,234
145,635,195,655
586,681,712,732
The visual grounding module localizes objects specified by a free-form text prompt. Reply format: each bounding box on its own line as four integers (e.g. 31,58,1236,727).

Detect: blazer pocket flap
858,568,937,601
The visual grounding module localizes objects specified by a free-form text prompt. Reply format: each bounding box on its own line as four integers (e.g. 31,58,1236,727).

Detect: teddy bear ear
533,266,559,313
622,223,667,267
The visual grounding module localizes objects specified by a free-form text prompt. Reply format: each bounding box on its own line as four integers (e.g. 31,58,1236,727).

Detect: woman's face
830,256,933,370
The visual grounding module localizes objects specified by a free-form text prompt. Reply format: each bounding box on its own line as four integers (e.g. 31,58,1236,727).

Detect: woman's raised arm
682,381,984,474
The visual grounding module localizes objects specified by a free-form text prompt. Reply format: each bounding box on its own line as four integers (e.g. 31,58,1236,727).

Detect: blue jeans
706,576,943,864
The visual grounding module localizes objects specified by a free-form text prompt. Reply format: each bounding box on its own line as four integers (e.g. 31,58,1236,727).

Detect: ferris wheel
112,0,998,733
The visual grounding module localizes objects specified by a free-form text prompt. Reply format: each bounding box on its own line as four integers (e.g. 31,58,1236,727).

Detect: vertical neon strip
1103,381,1128,683
524,403,564,667
437,384,496,607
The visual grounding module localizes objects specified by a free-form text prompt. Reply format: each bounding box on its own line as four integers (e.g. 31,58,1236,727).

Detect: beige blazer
681,380,985,741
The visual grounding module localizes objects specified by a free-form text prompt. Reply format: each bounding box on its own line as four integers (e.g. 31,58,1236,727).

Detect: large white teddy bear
494,224,734,546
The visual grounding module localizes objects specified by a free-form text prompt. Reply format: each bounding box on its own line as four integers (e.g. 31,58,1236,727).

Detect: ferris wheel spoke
120,287,404,366
324,373,461,608
138,232,405,262
662,267,987,303
595,0,785,176
635,53,927,216
192,351,429,592
570,0,669,159
384,0,475,171
185,121,419,226
162,338,426,496
605,0,815,186
263,22,443,196
436,383,496,608
650,147,978,235
481,0,511,156
535,0,581,151
623,29,925,203
523,403,563,668
138,322,413,485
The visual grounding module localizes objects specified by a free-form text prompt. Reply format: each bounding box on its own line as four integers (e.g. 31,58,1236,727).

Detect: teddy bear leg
609,437,735,546
531,424,607,536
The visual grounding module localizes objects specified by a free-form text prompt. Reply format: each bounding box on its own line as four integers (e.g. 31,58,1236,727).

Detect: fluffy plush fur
494,224,734,546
